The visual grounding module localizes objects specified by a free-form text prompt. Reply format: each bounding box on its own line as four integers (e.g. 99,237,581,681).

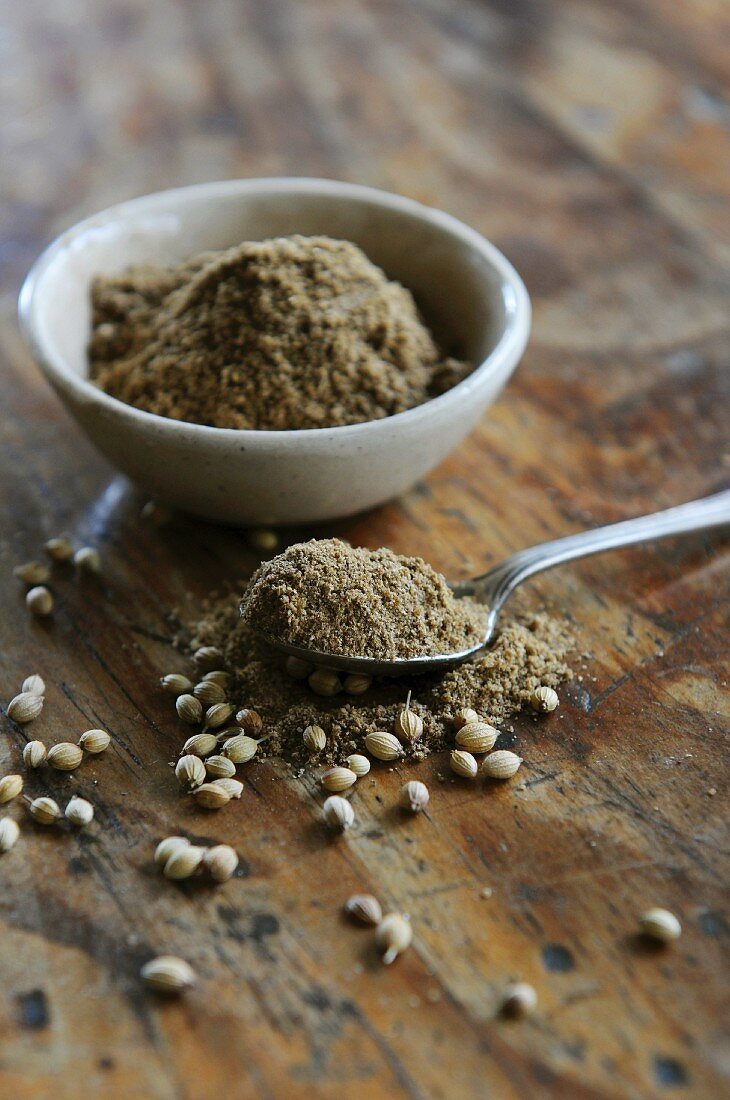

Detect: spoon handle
463,489,730,610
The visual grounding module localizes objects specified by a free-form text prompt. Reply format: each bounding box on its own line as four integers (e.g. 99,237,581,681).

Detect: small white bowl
19,179,530,525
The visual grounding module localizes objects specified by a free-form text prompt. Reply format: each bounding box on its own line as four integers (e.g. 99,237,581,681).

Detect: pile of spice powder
89,235,470,430
241,539,491,660
177,587,573,769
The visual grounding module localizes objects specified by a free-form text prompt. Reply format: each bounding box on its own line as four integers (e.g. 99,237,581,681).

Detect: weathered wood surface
1,0,728,1097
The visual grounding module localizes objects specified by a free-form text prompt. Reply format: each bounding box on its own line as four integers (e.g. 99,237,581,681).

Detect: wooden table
1,1,728,1096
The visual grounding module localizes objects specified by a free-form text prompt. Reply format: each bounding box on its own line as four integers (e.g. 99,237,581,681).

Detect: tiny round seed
160,673,193,696
193,782,232,810
79,728,111,754
141,956,196,994
452,707,479,730
204,844,239,882
482,750,522,779
364,732,403,761
203,703,235,730
154,836,190,868
74,547,101,572
0,775,24,803
394,698,423,743
44,536,74,562
23,741,47,769
176,694,203,725
530,685,559,713
235,708,263,736
181,733,218,758
193,646,224,671
0,818,20,852
65,797,94,826
220,735,258,764
26,586,54,616
215,777,243,800
29,796,61,825
308,669,342,697
346,754,371,777
303,724,326,754
322,795,354,832
344,674,372,696
7,692,44,724
193,680,226,707
47,743,84,772
344,894,382,925
376,913,412,965
455,721,498,753
22,674,45,696
202,670,231,689
399,780,429,813
205,755,237,780
14,561,51,586
639,908,682,943
175,755,206,792
285,656,311,680
321,767,358,793
450,749,478,778
163,845,207,879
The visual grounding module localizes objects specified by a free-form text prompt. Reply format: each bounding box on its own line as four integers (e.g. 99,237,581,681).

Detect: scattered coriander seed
7,691,44,724
141,956,195,995
47,743,84,772
204,703,236,730
364,731,403,761
399,780,430,813
21,674,45,696
346,754,371,777
308,669,342,697
155,836,190,868
176,694,203,725
23,741,47,769
450,749,478,778
163,845,208,879
452,707,479,730
29,796,61,824
0,775,24,803
376,913,412,965
248,528,279,552
205,755,237,780
344,894,383,926
394,692,424,743
303,724,326,754
65,796,94,826
26,586,54,616
482,750,522,779
203,844,239,882
321,766,358,792
175,755,206,792
161,673,193,696
79,728,111,754
639,908,682,943
455,721,498,753
531,685,559,713
193,782,232,810
215,777,243,800
322,795,354,832
0,818,20,852
235,708,263,736
181,733,218,758
285,655,312,680
13,561,51,586
44,536,74,562
74,546,101,572
501,982,537,1018
344,674,372,696
202,670,231,689
193,680,226,707
220,734,258,764
193,646,224,671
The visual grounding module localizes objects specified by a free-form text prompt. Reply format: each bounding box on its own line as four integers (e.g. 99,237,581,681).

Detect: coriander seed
394,692,424,743
285,656,311,680
204,844,239,882
154,836,190,868
163,845,208,879
175,754,206,792
181,733,218,758
193,782,232,810
344,894,382,926
193,646,224,671
639,908,682,943
47,743,84,772
161,673,193,696
0,818,20,852
450,749,478,779
65,797,94,826
203,703,235,730
29,796,61,825
74,547,101,572
79,728,111,754
364,731,403,761
23,741,47,769
303,724,326,754
193,680,226,707
0,775,24,803
220,734,258,764
344,674,372,696
141,956,195,995
376,913,412,965
14,561,50,586
44,536,74,562
235,708,263,736
26,586,54,616
205,755,237,780
482,750,522,779
321,767,357,793
531,685,559,713
452,707,479,730
308,669,342,697
346,754,370,777
215,777,243,800
202,670,231,689
399,780,429,813
7,691,44,724
21,674,45,696
322,795,354,832
455,721,498,753
176,694,203,725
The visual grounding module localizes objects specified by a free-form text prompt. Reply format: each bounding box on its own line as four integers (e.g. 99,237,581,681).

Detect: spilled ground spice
89,235,470,430
175,543,573,767
241,539,490,659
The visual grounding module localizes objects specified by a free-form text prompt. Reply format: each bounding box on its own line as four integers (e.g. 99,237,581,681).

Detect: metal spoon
255,490,730,677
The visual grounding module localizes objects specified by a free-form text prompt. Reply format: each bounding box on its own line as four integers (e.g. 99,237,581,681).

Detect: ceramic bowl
19,178,530,525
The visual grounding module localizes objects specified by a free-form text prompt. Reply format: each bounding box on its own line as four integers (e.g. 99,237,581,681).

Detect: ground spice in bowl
89,235,470,430
240,539,490,659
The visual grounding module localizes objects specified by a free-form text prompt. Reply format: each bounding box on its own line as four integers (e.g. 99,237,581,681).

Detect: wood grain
1,0,728,1096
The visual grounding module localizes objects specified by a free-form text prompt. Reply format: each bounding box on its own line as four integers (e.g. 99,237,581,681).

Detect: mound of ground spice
177,588,573,767
89,235,470,430
241,539,490,660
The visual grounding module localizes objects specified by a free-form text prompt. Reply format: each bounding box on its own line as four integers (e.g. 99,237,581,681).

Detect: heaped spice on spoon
89,235,470,430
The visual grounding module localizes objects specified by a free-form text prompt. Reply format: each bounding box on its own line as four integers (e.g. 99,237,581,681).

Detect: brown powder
89,235,470,430
176,589,573,768
241,539,490,659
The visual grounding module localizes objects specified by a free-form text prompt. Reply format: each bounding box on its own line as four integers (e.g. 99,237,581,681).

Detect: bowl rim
18,176,531,443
